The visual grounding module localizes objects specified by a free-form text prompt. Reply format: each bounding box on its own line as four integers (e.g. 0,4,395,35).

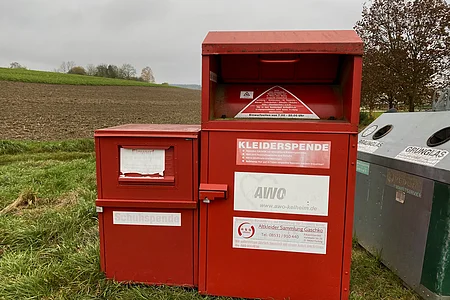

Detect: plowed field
1,81,201,140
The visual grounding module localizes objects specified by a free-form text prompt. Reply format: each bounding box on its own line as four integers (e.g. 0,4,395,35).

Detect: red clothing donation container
95,124,200,287
198,30,363,300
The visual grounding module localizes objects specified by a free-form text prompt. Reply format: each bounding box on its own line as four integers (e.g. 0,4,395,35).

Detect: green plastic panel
421,182,450,296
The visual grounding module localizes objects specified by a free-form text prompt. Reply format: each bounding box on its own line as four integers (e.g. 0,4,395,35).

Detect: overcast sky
0,0,365,84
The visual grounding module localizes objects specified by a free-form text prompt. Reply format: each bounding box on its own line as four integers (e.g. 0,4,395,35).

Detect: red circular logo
238,222,255,239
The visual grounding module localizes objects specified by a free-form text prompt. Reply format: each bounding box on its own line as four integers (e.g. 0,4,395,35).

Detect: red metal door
200,131,349,300
102,207,196,286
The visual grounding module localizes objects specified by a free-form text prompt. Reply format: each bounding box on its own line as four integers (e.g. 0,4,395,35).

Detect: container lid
358,111,450,184
95,124,201,138
202,30,363,55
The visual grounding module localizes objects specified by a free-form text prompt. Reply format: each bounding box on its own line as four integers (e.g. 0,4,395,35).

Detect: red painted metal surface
201,120,358,134
199,30,362,299
202,30,363,55
101,207,196,286
94,30,362,298
341,134,359,299
95,139,106,272
96,139,196,201
200,132,349,299
95,124,200,287
202,52,362,130
95,124,201,138
199,183,228,201
198,131,210,293
96,199,197,209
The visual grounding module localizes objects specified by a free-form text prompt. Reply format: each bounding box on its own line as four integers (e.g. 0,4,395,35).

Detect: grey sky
0,0,365,84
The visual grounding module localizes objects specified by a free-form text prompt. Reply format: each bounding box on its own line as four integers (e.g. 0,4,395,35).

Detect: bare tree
57,61,76,73
361,49,401,111
107,64,119,78
95,64,109,77
57,62,67,73
355,0,450,111
119,63,137,79
9,62,26,69
86,64,97,76
141,66,155,83
66,61,76,72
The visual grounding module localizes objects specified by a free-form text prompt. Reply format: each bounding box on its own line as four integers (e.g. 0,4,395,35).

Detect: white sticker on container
240,91,254,99
236,139,331,169
233,217,327,254
209,71,217,83
235,86,319,119
395,146,449,167
395,190,406,204
358,139,383,153
113,212,181,226
120,148,165,175
361,125,378,137
234,172,330,216
356,160,370,175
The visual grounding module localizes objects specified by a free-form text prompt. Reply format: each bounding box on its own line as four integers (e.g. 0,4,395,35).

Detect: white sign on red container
233,217,327,254
234,172,330,216
113,212,181,226
235,86,319,119
236,138,331,169
120,148,165,175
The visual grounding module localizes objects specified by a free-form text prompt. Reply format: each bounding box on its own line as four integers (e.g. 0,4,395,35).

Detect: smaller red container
95,124,200,287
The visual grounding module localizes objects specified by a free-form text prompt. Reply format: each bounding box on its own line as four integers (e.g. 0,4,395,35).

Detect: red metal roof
95,124,201,138
202,30,363,55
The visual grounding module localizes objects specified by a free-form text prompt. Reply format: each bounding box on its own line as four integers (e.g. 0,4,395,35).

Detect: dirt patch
54,190,81,208
1,81,201,140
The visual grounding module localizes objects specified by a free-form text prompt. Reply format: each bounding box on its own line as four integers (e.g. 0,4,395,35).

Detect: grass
0,68,170,87
0,140,419,299
371,111,384,119
0,139,94,155
358,110,385,132
350,240,419,299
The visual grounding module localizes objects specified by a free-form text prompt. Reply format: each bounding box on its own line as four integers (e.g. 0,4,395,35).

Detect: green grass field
0,68,167,87
0,140,419,299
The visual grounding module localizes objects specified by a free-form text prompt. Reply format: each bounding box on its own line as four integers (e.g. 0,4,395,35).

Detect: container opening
373,125,393,140
427,127,450,147
206,53,359,122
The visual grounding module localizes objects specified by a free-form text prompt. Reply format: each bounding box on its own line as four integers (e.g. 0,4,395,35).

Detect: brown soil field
1,81,201,140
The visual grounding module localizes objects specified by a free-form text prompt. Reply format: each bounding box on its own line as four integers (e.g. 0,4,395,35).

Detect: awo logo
254,186,286,200
238,172,286,202
238,222,255,238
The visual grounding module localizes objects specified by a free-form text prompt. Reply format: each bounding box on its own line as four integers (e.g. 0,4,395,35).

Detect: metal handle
259,58,300,64
199,183,228,204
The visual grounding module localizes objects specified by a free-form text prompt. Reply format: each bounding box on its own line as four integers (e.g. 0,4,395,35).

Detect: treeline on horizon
8,61,156,83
